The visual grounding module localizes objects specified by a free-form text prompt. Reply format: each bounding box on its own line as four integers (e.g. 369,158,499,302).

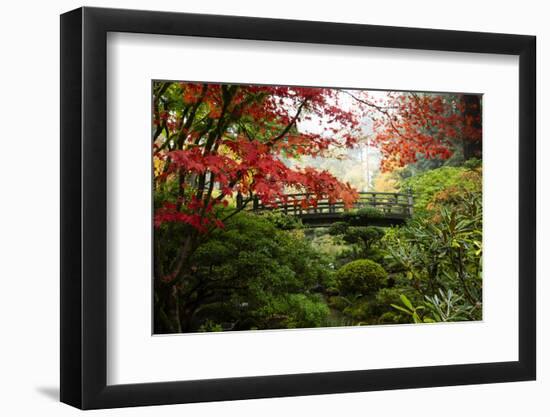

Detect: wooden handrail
240,191,414,219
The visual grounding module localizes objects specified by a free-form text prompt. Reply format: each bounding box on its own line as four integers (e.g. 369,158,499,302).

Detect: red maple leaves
153,83,362,232
352,92,481,171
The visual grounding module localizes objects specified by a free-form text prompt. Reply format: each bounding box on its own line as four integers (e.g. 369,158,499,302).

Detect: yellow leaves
373,170,401,193
153,156,164,178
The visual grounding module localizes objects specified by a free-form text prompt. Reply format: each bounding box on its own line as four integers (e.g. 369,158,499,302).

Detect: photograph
152,81,483,334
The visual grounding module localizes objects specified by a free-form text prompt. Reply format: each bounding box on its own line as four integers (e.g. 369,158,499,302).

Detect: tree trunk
154,283,182,333
154,233,199,333
462,94,482,161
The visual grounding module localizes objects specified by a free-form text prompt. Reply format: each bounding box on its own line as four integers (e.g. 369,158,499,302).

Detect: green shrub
321,272,338,292
370,287,417,319
183,211,332,332
259,211,303,230
378,311,406,324
365,248,386,265
464,157,482,170
341,207,383,224
375,287,402,306
285,294,330,328
399,165,480,213
260,294,330,329
327,295,350,311
198,320,224,332
356,207,384,218
328,221,349,236
381,191,483,320
335,259,388,296
343,298,372,322
329,221,386,262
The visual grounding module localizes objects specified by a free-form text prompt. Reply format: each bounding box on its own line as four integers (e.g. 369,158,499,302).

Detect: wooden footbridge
239,191,414,227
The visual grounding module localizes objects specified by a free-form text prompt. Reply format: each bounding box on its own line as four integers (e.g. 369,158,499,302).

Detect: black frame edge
60,7,83,409
60,6,537,410
518,35,537,380
81,6,110,409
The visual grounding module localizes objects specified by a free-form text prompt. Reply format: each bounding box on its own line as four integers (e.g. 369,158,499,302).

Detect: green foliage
390,290,474,324
166,162,483,331
327,295,351,311
356,207,384,218
185,162,484,330
382,189,483,323
378,311,405,324
198,320,224,332
327,285,417,325
391,294,435,324
329,221,386,265
328,221,349,237
309,232,348,264
356,287,417,324
342,297,372,323
260,294,330,329
399,165,480,213
335,259,388,296
330,223,383,245
463,157,482,170
423,289,475,322
183,212,331,331
259,211,303,230
341,207,384,223
345,226,384,247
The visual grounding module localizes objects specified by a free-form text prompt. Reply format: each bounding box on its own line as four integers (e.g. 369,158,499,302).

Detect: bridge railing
240,191,414,218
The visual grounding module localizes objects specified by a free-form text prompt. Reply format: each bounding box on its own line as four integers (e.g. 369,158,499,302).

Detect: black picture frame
60,6,536,410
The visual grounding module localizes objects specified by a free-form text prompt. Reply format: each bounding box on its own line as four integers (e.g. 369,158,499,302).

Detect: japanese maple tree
152,82,363,332
346,91,482,171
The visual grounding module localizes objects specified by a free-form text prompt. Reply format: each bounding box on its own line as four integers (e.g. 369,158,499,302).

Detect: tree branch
265,99,308,146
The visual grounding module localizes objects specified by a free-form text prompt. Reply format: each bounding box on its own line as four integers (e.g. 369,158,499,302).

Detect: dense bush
328,221,387,266
377,311,404,324
328,286,414,325
341,207,384,224
382,189,483,322
342,298,372,323
327,295,350,311
399,163,480,213
330,224,384,248
261,294,330,329
258,211,303,230
176,211,331,332
335,259,387,296
371,287,417,324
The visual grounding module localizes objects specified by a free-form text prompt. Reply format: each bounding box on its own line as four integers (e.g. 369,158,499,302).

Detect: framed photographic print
60,6,536,409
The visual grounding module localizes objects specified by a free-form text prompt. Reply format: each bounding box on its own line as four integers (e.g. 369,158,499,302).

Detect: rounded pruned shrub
335,259,387,296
